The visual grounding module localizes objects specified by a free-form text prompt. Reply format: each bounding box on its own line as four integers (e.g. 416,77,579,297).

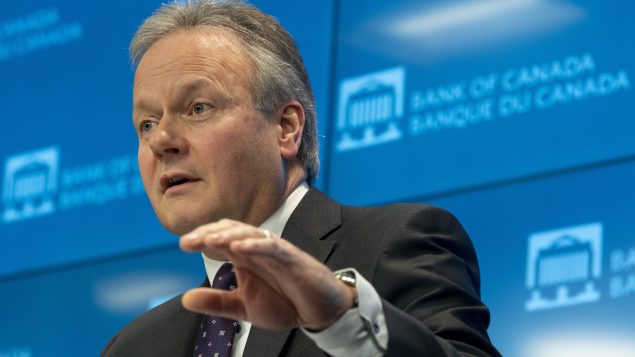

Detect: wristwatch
334,270,358,307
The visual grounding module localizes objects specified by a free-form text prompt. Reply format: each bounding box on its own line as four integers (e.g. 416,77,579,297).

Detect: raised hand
179,219,356,331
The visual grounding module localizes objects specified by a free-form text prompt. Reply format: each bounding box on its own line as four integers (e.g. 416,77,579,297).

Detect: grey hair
130,0,319,186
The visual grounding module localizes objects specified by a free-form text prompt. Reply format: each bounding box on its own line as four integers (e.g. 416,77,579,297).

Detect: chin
165,208,225,236
159,213,202,236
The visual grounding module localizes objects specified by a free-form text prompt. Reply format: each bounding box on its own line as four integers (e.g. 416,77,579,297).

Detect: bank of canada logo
525,222,603,312
336,66,405,152
2,147,60,223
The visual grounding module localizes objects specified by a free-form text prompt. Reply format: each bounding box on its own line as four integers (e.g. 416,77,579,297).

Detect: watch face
336,271,356,286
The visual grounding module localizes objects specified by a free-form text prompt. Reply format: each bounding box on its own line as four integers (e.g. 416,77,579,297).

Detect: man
102,1,500,356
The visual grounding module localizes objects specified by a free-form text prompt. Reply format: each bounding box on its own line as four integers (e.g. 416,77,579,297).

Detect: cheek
137,148,155,191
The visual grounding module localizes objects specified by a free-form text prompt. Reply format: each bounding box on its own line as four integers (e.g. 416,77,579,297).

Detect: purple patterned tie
193,262,238,357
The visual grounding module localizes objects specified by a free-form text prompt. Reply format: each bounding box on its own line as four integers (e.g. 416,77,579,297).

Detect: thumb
182,288,245,320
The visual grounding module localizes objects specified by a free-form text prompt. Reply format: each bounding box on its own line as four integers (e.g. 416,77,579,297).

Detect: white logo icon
336,67,405,152
2,146,60,223
525,222,603,312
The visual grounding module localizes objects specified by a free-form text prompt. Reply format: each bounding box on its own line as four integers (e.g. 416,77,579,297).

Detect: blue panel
428,160,635,356
7,0,634,355
328,0,635,205
0,0,172,277
0,0,334,277
0,246,202,356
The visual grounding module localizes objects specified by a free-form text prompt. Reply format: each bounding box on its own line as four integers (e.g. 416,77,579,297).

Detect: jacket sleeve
372,206,501,357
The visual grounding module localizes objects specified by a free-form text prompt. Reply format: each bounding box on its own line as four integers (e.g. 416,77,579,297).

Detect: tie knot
212,262,236,290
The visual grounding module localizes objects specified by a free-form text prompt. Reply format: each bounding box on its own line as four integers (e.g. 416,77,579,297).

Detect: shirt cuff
301,268,388,356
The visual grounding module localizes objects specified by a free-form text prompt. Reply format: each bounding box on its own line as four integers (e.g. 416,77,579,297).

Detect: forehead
133,27,254,94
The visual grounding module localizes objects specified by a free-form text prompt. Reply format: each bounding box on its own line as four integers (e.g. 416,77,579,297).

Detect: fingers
180,224,351,330
182,288,246,321
179,219,272,253
179,219,239,252
226,239,353,330
178,218,316,278
229,237,299,267
228,238,328,291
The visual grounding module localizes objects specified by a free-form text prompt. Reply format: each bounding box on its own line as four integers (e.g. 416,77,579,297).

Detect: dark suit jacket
102,189,500,356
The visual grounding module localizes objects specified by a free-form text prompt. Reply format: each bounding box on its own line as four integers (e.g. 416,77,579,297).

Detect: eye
192,102,212,115
140,120,157,133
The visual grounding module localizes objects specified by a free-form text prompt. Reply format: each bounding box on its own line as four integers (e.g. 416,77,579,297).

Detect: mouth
160,173,199,193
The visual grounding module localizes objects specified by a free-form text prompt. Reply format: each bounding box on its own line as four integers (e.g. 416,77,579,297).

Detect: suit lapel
164,297,203,356
283,189,342,261
243,189,342,357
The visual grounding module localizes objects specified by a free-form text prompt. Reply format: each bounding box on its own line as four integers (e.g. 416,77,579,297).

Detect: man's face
133,29,284,235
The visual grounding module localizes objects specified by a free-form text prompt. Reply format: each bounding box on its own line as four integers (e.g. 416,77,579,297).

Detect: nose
147,116,187,158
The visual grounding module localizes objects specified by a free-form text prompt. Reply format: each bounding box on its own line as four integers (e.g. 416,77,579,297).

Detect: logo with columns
336,66,406,152
2,146,60,223
525,222,603,312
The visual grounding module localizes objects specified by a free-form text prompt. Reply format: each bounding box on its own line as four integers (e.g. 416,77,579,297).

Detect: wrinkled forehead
133,27,255,93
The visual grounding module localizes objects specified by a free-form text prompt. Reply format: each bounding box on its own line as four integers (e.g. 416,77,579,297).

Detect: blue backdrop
1,1,633,356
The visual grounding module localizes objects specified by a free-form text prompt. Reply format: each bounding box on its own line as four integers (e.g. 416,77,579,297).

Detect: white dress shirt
201,183,388,356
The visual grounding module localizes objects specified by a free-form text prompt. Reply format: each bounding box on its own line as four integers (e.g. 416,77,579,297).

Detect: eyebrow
133,77,227,108
133,77,227,113
174,77,218,98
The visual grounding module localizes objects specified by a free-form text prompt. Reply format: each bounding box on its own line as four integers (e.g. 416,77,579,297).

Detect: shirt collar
202,182,310,280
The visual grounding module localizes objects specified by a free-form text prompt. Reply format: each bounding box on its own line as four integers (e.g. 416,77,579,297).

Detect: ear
276,100,305,161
